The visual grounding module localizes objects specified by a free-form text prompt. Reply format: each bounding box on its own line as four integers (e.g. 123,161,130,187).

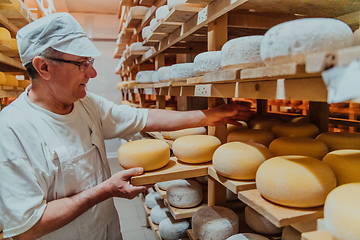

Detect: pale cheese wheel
248,117,282,131
166,179,203,208
227,129,275,147
193,51,222,75
281,226,301,240
271,122,319,138
159,217,189,240
316,132,360,151
135,70,156,83
244,206,283,235
226,233,270,240
192,206,239,240
150,18,159,30
168,127,206,140
5,74,18,87
213,142,273,180
269,137,329,160
152,71,159,83
256,155,337,208
18,80,31,89
167,0,186,10
150,205,170,224
322,149,360,186
118,139,170,171
145,191,163,209
0,72,7,86
169,63,198,81
129,42,150,52
227,121,248,134
156,179,187,190
354,28,360,45
156,5,169,19
158,66,171,82
172,135,221,164
142,26,152,39
324,183,360,240
261,18,354,66
221,36,264,69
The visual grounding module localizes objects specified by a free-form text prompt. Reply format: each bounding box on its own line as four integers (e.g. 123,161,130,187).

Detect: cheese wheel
167,0,187,10
244,206,283,235
221,36,264,69
271,122,319,138
150,18,159,30
227,121,248,134
0,27,11,44
169,63,198,80
226,233,270,240
281,226,301,240
152,71,159,83
142,26,152,39
355,28,360,45
150,205,170,224
0,72,6,86
193,51,222,75
1,0,22,11
261,18,354,66
166,179,203,208
322,149,360,186
155,5,169,19
324,183,360,240
5,74,18,87
227,129,275,147
145,192,163,209
117,139,170,171
159,217,189,240
316,132,360,151
168,127,206,140
18,80,31,88
192,206,239,240
158,66,171,82
129,42,150,52
213,142,273,180
10,38,17,51
156,179,187,190
135,70,156,83
248,117,282,131
256,155,337,208
269,137,329,159
172,135,221,164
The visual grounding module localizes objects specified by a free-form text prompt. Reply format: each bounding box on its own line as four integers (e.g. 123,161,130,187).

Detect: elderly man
0,12,251,239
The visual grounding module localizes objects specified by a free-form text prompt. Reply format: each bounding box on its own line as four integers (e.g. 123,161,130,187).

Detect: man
0,13,251,239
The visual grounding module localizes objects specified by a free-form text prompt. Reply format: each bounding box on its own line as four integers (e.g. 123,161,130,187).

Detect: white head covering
16,12,101,65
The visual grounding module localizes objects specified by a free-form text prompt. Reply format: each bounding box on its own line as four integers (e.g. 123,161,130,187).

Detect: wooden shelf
147,216,162,240
164,198,206,220
301,230,334,240
164,4,205,23
147,131,174,148
0,86,24,98
154,183,167,199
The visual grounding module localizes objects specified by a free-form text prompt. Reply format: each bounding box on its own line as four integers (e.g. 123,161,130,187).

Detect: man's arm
14,168,151,240
143,102,252,132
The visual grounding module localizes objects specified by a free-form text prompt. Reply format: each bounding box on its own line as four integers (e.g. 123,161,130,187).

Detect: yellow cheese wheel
213,142,273,180
1,0,22,11
248,117,282,131
5,74,18,87
18,80,31,88
227,129,275,147
322,150,360,186
0,27,11,44
168,127,206,140
271,122,319,138
316,132,360,151
0,72,6,85
10,38,17,51
269,137,329,159
324,183,360,240
118,139,170,171
172,135,221,164
256,155,337,207
227,121,248,134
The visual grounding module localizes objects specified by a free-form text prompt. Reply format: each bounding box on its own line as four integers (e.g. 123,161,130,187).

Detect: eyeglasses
46,57,95,72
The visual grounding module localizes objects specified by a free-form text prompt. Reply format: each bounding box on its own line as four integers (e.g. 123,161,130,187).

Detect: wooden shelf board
148,31,168,41
125,16,143,28
186,0,213,4
131,157,211,186
153,19,182,34
187,76,205,85
301,230,334,240
164,198,206,220
0,53,25,70
165,4,205,23
154,183,167,199
0,87,24,98
147,216,162,240
187,229,196,240
238,189,324,228
207,166,256,194
147,131,174,148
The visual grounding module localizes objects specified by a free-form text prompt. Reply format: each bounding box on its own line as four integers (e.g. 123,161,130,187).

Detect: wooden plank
148,32,168,41
164,198,207,220
0,88,23,98
153,19,182,34
238,189,324,228
165,4,205,23
147,216,162,240
0,12,18,37
0,53,25,70
187,76,205,84
187,229,196,240
204,69,240,83
186,0,213,4
301,230,334,240
207,166,256,194
223,61,265,71
154,183,167,199
131,157,211,186
146,131,174,148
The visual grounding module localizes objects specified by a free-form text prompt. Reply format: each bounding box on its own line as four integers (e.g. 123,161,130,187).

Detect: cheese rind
150,205,170,224
168,127,206,140
271,122,319,138
244,206,283,235
145,192,163,209
169,63,198,80
166,179,203,208
316,132,360,151
135,71,156,83
248,117,282,131
159,217,189,240
193,51,222,75
227,129,275,147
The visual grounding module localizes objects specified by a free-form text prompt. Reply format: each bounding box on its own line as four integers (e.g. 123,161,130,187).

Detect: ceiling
53,0,120,15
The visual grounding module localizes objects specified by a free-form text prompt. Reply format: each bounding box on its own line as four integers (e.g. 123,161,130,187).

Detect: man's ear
32,57,52,80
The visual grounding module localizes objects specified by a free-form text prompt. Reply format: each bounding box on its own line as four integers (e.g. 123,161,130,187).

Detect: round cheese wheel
192,206,239,240
256,155,337,208
167,0,187,10
129,42,150,52
0,27,11,44
118,139,170,171
354,28,360,45
213,142,273,180
142,26,152,39
10,38,17,51
221,36,264,69
159,217,189,240
156,179,187,190
152,71,159,83
269,137,329,159
172,135,221,164
156,5,169,19
150,18,159,30
5,74,18,87
18,80,31,89
227,121,248,134
136,70,156,83
158,66,172,82
193,51,222,75
261,18,354,66
322,149,360,186
169,63,198,80
248,117,282,131
316,132,360,151
169,127,207,140
166,179,203,208
0,72,7,85
281,226,301,240
244,206,283,235
150,205,170,224
145,192,163,209
227,129,275,147
226,233,270,240
271,122,319,138
324,183,360,240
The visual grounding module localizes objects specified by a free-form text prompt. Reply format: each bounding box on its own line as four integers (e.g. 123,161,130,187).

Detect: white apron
14,98,122,240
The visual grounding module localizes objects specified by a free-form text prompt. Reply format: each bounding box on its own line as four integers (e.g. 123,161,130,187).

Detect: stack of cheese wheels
221,35,264,69
172,135,221,164
5,74,18,87
322,150,360,186
150,205,170,224
166,179,203,208
158,66,172,82
226,233,269,240
248,117,282,131
168,127,206,140
256,155,337,207
169,63,198,81
192,206,239,240
135,70,156,84
193,51,222,75
213,142,273,180
145,191,163,209
324,183,360,240
227,129,275,147
156,179,187,190
271,122,319,138
269,137,329,159
316,132,360,151
260,18,354,66
117,139,170,171
159,217,189,240
167,0,186,10
244,206,283,235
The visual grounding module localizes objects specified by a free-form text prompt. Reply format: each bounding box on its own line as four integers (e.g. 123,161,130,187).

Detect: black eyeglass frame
45,57,95,72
